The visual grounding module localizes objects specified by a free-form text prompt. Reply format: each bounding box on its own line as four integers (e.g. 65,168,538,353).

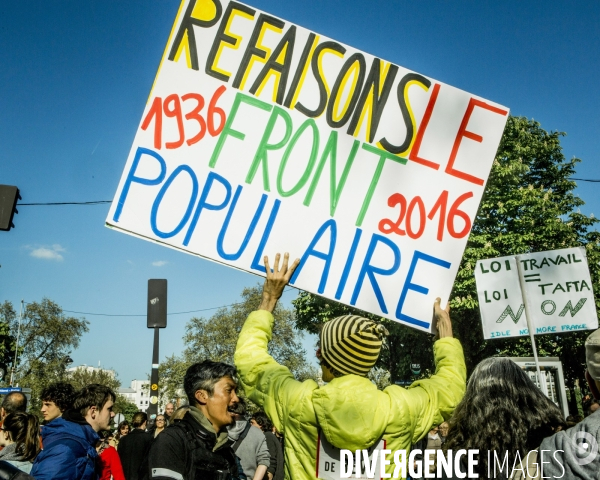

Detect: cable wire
14,177,600,206
18,200,111,206
58,288,294,318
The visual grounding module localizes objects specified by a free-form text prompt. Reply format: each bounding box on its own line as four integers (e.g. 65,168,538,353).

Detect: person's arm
388,298,466,444
254,465,268,480
234,254,316,433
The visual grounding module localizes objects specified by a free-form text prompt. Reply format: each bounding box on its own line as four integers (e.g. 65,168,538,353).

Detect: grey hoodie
539,410,600,479
0,443,33,473
228,420,270,479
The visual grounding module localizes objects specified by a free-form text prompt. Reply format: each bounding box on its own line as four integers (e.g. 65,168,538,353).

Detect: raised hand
433,297,453,340
259,253,300,312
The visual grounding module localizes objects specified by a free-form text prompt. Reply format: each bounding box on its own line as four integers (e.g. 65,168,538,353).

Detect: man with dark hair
0,391,27,420
227,398,269,480
118,411,152,480
147,360,240,479
31,383,116,479
40,382,76,423
235,254,466,480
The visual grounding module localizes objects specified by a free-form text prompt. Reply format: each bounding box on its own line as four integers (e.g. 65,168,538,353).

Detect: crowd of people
0,253,599,479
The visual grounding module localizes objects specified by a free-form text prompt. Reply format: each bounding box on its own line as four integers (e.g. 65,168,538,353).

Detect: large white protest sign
106,0,509,332
475,247,597,340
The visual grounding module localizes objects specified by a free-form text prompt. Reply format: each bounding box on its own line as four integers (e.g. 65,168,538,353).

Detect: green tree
68,366,120,392
160,284,318,401
0,302,19,379
4,299,89,415
293,117,600,409
451,116,600,411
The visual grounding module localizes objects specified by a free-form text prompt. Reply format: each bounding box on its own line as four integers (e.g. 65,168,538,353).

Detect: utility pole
147,280,167,421
9,300,24,386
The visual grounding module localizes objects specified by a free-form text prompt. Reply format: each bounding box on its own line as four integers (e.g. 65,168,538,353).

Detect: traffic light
0,185,20,231
147,279,167,328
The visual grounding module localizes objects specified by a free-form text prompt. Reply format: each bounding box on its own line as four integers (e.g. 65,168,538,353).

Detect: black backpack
0,461,34,480
140,416,237,480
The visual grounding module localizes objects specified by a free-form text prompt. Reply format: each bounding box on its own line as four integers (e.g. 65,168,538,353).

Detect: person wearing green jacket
234,253,466,480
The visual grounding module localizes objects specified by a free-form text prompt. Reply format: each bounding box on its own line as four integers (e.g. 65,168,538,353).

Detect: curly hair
40,382,76,413
251,411,273,433
443,357,565,477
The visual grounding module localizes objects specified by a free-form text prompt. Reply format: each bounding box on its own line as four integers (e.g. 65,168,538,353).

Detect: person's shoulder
246,425,265,440
154,423,189,444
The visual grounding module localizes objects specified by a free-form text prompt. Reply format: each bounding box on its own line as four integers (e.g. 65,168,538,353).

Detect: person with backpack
31,384,116,480
146,361,240,480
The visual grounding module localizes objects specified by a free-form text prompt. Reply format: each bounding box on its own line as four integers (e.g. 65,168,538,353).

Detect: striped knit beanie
320,315,388,376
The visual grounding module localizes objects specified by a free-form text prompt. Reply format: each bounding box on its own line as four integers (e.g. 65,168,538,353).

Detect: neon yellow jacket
234,310,466,480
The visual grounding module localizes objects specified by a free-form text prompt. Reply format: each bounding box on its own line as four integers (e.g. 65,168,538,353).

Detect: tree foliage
160,285,318,403
68,366,120,392
293,117,600,407
0,299,89,415
452,116,600,401
0,302,19,376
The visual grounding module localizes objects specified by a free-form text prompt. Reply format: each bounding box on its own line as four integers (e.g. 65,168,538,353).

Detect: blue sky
1,1,599,386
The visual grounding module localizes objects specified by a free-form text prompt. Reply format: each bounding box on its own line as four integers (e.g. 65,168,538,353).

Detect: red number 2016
141,85,227,150
378,190,474,241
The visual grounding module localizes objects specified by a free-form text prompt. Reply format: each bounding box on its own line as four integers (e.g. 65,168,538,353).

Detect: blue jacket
31,414,99,480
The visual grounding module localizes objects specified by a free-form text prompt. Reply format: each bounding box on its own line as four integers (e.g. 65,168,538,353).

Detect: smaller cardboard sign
475,247,597,340
316,432,385,480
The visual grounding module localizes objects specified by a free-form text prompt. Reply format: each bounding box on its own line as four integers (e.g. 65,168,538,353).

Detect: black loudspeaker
148,279,167,328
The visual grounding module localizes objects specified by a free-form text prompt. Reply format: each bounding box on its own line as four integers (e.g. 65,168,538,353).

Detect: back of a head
444,357,565,474
2,412,40,462
1,392,27,416
131,412,147,429
72,384,116,417
184,360,237,405
171,405,190,422
251,411,273,433
320,315,388,377
40,382,76,412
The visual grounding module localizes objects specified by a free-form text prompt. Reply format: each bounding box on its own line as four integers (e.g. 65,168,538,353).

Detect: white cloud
29,244,65,261
152,261,168,267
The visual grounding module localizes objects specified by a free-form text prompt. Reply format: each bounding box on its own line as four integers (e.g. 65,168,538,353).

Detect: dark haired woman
0,412,41,473
251,411,284,480
109,420,130,449
154,414,166,438
441,357,565,479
